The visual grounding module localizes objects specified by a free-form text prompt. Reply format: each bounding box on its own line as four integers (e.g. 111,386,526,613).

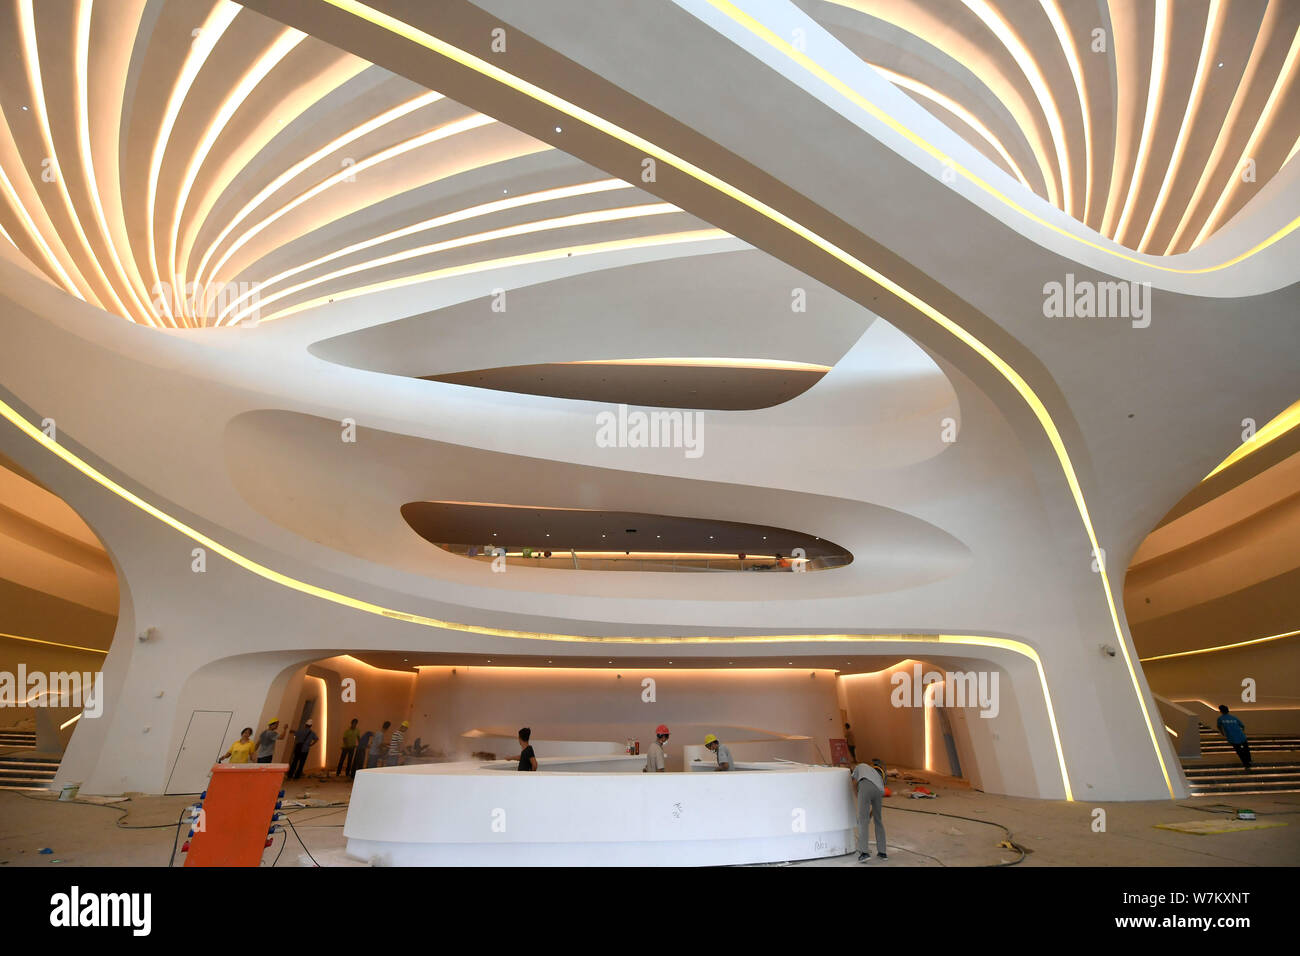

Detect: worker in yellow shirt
220,727,256,764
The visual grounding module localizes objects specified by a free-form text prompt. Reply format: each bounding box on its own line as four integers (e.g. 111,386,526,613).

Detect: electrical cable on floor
6,787,190,831
166,806,188,867
270,828,289,867
884,803,1027,866
884,842,946,866
284,815,320,867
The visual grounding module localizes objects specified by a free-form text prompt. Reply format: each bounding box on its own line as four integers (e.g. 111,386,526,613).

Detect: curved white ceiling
0,0,713,327
804,0,1300,254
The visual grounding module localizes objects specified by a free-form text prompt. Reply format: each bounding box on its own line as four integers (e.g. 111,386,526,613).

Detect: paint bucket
59,783,80,801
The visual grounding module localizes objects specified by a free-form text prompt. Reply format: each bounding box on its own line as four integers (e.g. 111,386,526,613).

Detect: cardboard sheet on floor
1154,819,1288,835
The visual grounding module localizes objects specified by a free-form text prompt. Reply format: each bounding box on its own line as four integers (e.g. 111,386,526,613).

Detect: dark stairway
1182,725,1300,796
0,729,61,791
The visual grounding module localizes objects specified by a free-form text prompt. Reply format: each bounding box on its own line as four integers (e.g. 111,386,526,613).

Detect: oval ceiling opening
401,500,852,572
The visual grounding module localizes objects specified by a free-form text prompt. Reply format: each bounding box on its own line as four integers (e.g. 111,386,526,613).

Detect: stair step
1188,784,1300,795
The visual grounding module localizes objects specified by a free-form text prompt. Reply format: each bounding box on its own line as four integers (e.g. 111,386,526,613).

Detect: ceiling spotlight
1217,61,1224,68
21,105,29,111
502,188,509,194
555,125,562,132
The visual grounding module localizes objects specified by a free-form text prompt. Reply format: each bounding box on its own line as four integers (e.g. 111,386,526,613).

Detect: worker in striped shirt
386,720,408,767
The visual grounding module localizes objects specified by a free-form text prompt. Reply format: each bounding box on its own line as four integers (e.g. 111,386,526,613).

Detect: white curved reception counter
344,755,856,866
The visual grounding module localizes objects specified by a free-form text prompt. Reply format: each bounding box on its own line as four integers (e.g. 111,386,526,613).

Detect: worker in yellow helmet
704,733,734,771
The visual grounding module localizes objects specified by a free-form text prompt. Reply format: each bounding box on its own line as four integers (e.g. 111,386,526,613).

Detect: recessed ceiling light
21,105,28,111
555,126,562,132
502,188,509,194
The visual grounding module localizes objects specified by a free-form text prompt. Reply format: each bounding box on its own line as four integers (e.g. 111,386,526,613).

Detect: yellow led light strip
1140,628,1300,663
318,0,1156,797
191,90,446,306
866,63,1033,191
706,0,1298,274
225,202,679,324
567,357,831,371
1161,2,1287,256
168,27,307,323
200,113,496,311
1112,0,1170,245
0,160,84,298
214,178,632,323
144,1,242,326
75,0,157,326
1136,0,1223,253
1203,397,1300,480
1190,26,1300,249
17,0,121,314
0,631,108,655
1039,0,1093,223
0,396,1072,799
961,0,1074,217
257,229,728,322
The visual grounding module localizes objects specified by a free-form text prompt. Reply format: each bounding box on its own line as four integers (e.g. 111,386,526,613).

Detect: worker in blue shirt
1216,705,1251,769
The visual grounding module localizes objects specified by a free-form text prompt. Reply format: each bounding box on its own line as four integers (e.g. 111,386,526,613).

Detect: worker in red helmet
643,724,670,772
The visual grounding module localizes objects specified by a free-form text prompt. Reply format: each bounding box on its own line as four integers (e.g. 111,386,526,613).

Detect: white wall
409,665,842,770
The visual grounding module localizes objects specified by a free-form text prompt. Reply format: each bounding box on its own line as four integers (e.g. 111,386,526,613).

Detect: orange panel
183,764,288,867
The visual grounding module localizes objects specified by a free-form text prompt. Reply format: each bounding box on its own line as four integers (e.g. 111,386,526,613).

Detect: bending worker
644,725,670,772
704,733,734,771
850,759,888,862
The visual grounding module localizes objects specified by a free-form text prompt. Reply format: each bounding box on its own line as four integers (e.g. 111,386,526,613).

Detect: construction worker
387,720,409,767
849,759,887,862
287,718,318,780
644,725,670,772
704,733,734,771
509,727,538,771
371,721,390,768
220,727,256,764
254,718,285,764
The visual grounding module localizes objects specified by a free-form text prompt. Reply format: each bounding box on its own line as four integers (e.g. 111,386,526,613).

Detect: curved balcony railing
437,546,851,572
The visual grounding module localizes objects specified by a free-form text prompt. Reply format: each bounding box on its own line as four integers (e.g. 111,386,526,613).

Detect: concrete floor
2,769,1296,868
